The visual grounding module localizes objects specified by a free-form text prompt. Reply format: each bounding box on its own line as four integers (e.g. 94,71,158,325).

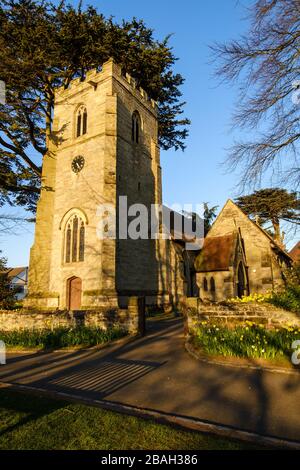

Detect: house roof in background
289,241,300,263
5,267,28,279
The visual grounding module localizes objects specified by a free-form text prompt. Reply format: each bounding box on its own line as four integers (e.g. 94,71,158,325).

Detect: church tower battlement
25,58,164,310
55,60,158,111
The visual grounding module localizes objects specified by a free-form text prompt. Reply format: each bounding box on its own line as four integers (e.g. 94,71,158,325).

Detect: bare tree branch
212,0,300,187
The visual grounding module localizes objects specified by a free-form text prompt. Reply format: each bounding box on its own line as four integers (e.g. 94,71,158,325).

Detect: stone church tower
25,59,167,310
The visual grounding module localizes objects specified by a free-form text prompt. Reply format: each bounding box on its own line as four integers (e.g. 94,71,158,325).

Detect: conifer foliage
0,0,190,212
235,188,300,242
0,253,16,309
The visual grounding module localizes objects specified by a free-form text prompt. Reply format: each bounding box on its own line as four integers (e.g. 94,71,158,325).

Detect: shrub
228,265,300,314
267,285,300,313
193,321,300,360
0,326,127,349
267,265,300,313
0,254,18,310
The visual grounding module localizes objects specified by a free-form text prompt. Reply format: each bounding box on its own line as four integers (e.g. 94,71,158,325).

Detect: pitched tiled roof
289,241,300,263
195,233,237,272
6,267,28,279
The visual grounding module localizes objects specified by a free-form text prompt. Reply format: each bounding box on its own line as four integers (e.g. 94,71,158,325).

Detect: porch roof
195,233,237,272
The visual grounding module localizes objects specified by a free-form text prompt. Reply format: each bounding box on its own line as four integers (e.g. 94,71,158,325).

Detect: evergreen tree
0,0,190,213
204,202,218,235
235,188,300,243
0,253,16,309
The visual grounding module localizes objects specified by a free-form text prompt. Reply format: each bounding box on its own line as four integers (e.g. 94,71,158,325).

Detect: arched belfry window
203,278,208,292
210,277,216,292
64,214,85,263
132,111,141,144
76,106,87,137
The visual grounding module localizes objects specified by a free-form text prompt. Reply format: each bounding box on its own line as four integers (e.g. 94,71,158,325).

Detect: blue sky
1,0,298,266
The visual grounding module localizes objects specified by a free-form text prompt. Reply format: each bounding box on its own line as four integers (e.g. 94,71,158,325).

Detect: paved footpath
1,316,300,442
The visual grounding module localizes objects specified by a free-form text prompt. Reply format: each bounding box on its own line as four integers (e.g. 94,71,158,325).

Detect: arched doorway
67,277,82,310
237,262,246,298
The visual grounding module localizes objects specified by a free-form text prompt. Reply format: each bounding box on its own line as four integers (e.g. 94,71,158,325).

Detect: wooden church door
68,277,82,310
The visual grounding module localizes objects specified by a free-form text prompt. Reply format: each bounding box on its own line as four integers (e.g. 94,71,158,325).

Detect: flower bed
192,321,300,360
229,285,300,315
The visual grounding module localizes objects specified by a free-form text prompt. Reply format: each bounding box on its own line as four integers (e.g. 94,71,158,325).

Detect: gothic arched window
132,111,141,144
76,106,87,137
210,277,216,292
203,278,208,291
64,214,85,263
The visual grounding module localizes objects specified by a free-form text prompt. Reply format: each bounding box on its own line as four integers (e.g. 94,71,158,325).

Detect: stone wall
182,297,300,330
115,64,161,298
0,296,145,335
196,270,235,303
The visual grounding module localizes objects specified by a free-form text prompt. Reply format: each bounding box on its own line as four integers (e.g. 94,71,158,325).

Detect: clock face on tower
71,155,85,174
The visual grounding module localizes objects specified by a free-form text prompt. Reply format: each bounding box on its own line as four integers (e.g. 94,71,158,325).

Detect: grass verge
0,388,261,450
0,326,127,350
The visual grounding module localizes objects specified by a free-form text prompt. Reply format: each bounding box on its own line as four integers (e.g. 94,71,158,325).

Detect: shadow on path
1,315,300,442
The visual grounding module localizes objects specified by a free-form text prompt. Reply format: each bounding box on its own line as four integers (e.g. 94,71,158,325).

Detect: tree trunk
271,217,281,244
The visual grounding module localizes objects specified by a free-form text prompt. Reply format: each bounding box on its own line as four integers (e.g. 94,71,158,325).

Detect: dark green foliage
193,322,300,360
267,265,300,313
0,326,127,349
268,285,300,314
203,202,218,235
0,0,190,213
235,188,300,242
0,253,16,309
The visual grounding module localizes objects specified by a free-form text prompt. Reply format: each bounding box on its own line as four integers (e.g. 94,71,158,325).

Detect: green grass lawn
0,388,259,450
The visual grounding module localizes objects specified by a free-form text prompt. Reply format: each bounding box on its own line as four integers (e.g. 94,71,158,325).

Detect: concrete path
1,316,300,442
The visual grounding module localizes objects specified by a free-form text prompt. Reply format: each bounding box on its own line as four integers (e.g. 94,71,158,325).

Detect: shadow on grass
0,388,66,438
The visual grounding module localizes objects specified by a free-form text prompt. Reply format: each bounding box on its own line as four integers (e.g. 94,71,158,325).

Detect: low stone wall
0,296,145,335
181,297,300,331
